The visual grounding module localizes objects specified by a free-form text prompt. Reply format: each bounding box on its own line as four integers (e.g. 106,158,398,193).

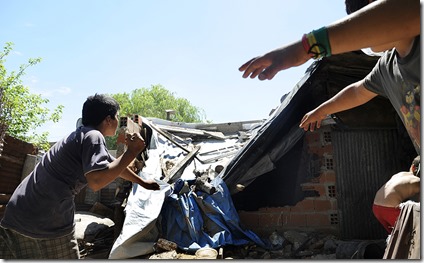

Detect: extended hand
141,180,160,191
239,41,309,80
299,109,327,132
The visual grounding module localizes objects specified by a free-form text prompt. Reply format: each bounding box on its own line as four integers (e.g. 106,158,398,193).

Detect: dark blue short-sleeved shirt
0,126,115,238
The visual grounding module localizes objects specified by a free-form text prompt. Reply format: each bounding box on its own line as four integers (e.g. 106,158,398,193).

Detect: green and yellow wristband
302,27,332,59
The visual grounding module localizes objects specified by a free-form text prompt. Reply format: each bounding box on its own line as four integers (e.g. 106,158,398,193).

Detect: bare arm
299,80,377,131
86,133,145,192
329,0,420,54
240,0,420,80
119,167,160,191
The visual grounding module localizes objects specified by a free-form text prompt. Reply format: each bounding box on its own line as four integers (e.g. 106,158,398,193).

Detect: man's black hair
345,0,370,15
82,93,120,127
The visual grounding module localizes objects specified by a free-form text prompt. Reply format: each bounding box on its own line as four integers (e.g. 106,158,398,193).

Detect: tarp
159,176,269,252
108,118,269,259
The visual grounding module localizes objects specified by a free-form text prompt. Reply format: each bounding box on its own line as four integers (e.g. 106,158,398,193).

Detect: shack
0,51,419,260
222,51,417,240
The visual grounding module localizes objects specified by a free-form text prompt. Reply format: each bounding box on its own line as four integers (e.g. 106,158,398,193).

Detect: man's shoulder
390,171,416,180
80,127,105,145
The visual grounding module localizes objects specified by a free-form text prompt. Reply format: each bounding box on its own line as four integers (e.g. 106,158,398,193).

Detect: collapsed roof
220,51,397,194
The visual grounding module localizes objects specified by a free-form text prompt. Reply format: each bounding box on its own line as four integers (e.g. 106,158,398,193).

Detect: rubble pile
126,230,384,260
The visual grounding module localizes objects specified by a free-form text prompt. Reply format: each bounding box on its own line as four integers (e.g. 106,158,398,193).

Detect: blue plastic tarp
159,176,270,252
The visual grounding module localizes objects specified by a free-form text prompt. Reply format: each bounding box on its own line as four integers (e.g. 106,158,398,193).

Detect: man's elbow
86,173,105,192
87,181,103,192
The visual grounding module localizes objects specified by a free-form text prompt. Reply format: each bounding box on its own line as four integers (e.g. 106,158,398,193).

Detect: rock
309,239,325,250
310,253,337,259
148,250,178,259
269,230,285,249
296,250,314,257
262,251,271,259
323,238,338,253
283,230,308,245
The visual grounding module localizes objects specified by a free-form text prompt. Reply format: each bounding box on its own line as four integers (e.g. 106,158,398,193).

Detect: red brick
306,213,331,226
288,213,307,227
291,199,315,212
117,117,142,145
259,207,286,213
281,206,291,212
314,199,332,211
314,185,327,197
309,177,320,183
305,132,320,143
330,199,338,210
279,213,290,227
131,114,143,126
319,172,336,184
259,213,281,228
314,147,332,156
321,144,333,153
301,184,315,191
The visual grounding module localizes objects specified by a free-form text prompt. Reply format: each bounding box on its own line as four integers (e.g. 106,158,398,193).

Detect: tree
0,42,63,154
106,85,208,149
111,85,207,122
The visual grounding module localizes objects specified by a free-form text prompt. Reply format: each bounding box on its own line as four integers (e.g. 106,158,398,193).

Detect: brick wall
0,135,36,218
238,126,339,236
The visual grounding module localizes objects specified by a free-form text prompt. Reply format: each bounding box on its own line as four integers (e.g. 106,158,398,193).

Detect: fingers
299,115,309,130
239,57,269,79
152,183,160,191
251,67,265,79
125,132,146,155
259,65,279,81
126,132,143,141
143,181,160,191
316,119,322,130
239,56,277,80
239,57,257,72
299,114,322,132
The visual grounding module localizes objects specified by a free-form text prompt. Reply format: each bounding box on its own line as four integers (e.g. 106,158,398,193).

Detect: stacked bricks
238,126,339,236
116,116,142,146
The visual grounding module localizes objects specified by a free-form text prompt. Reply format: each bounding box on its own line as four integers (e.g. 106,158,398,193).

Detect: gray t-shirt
363,36,421,153
0,126,115,238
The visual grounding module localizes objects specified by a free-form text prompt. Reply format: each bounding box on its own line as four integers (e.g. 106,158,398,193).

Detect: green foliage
0,42,63,151
111,85,207,123
106,85,208,149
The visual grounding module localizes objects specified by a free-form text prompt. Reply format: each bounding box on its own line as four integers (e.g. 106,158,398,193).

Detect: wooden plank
166,145,201,184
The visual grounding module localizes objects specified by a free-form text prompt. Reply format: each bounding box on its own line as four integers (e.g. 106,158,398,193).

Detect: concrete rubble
82,227,386,259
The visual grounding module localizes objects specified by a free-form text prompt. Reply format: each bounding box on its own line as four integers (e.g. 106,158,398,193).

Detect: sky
1,0,347,142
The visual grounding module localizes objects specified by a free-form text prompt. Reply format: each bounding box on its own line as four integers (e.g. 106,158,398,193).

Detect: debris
165,145,201,183
218,247,224,259
262,251,271,259
323,238,338,254
269,230,285,249
155,238,178,252
236,184,245,192
195,176,216,195
148,250,178,259
195,247,218,259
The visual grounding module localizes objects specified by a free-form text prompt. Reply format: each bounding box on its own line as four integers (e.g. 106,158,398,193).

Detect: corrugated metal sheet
332,128,415,240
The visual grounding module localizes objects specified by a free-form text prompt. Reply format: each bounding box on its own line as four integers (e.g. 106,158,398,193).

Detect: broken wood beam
165,145,201,184
148,121,207,164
